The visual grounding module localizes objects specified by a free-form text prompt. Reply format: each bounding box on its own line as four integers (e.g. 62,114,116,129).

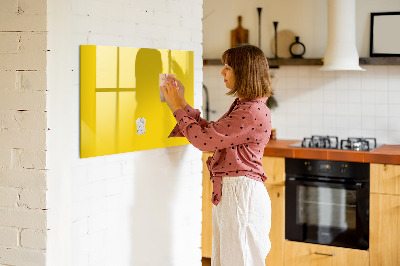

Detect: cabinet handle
314,252,335,257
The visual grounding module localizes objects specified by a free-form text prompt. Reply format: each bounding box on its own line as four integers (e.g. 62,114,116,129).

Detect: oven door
285,177,369,250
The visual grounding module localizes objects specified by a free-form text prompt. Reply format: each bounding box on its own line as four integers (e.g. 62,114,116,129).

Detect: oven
285,158,370,250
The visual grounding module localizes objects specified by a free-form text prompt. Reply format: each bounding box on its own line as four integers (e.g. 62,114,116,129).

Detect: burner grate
340,137,377,151
301,135,339,149
296,136,378,151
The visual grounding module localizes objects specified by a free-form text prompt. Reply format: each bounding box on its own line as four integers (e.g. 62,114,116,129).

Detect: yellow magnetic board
80,45,194,158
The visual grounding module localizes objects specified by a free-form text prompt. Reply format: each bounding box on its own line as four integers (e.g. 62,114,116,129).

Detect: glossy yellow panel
96,92,117,155
118,91,136,153
80,45,194,158
96,46,118,89
80,45,96,158
119,47,139,88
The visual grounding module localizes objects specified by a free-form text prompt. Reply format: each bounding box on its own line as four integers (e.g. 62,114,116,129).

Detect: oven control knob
304,161,312,171
340,164,347,174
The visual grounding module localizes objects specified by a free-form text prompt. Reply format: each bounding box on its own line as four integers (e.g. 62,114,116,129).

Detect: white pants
212,176,271,266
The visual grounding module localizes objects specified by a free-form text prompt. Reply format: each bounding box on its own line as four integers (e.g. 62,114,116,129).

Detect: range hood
320,0,365,71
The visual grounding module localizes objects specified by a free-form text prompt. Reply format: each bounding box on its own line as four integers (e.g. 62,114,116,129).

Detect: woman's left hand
161,77,185,113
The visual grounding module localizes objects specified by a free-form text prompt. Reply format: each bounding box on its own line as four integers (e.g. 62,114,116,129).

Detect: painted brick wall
0,0,48,265
46,1,203,266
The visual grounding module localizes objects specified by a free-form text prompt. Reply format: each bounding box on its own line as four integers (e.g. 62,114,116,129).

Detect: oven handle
286,177,364,189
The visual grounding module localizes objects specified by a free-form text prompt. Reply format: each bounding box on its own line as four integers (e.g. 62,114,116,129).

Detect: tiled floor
202,257,211,266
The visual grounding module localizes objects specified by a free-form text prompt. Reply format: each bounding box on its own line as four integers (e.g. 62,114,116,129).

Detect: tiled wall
203,65,400,144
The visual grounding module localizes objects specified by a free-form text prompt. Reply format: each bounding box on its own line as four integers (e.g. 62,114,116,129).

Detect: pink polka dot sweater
169,97,272,206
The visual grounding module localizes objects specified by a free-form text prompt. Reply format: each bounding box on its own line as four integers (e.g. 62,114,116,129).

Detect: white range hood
320,0,365,71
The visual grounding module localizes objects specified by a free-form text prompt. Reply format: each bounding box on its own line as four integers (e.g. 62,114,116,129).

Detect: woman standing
162,44,273,266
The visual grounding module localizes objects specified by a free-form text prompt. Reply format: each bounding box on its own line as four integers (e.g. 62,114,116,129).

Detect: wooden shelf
203,58,323,67
203,57,400,67
268,58,322,67
359,57,400,65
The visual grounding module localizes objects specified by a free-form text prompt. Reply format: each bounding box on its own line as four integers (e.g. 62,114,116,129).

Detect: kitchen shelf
359,57,400,65
203,57,400,67
203,58,322,68
268,58,323,67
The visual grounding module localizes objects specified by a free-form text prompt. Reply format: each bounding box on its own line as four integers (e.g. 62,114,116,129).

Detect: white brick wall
2,0,203,264
0,0,48,265
46,1,203,266
21,229,47,250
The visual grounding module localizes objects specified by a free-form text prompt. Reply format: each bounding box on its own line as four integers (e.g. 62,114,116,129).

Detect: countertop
263,139,400,165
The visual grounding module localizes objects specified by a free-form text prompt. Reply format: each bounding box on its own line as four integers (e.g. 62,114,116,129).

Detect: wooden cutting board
231,16,249,48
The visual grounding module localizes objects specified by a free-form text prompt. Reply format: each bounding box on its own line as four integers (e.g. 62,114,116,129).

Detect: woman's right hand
169,76,187,108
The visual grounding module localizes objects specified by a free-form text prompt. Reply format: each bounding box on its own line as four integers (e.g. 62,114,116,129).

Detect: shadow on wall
129,48,190,265
134,48,170,141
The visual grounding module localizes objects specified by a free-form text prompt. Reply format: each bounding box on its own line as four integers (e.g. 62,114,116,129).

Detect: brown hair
221,44,273,99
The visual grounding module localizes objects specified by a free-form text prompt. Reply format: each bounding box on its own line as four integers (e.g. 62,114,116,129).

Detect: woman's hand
161,77,186,113
174,78,187,108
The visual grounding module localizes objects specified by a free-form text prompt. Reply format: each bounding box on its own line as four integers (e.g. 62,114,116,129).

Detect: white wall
203,0,400,145
0,0,48,265
46,1,203,266
203,0,400,58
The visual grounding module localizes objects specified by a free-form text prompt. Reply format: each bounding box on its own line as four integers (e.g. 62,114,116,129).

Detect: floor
202,257,211,266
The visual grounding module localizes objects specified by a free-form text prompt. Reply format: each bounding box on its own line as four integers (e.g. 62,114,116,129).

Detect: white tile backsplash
374,90,388,104
203,64,400,144
388,91,400,104
362,90,375,103
389,104,400,117
389,117,400,131
374,77,388,91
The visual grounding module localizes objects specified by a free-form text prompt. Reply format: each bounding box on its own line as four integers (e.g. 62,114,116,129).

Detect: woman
162,44,273,266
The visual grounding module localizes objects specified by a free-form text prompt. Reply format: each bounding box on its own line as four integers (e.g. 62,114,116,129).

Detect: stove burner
340,137,377,151
301,135,339,149
295,136,378,151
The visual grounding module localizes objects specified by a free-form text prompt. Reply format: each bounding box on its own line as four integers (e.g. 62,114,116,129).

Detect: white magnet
136,118,146,135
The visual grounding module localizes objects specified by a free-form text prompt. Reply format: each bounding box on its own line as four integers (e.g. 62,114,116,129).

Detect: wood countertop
263,139,400,165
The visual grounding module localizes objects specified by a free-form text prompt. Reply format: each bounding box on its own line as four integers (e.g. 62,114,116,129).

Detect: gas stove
289,135,381,151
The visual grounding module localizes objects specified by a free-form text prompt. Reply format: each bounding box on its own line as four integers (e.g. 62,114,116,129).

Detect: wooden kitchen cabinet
201,152,214,258
284,241,369,266
262,156,285,266
370,163,400,195
264,184,285,266
370,193,400,266
370,163,400,266
261,156,285,186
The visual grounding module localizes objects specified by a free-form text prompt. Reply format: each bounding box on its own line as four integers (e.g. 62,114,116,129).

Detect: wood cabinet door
265,184,285,266
284,241,369,266
370,163,400,195
370,193,400,266
262,156,285,186
201,152,213,258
